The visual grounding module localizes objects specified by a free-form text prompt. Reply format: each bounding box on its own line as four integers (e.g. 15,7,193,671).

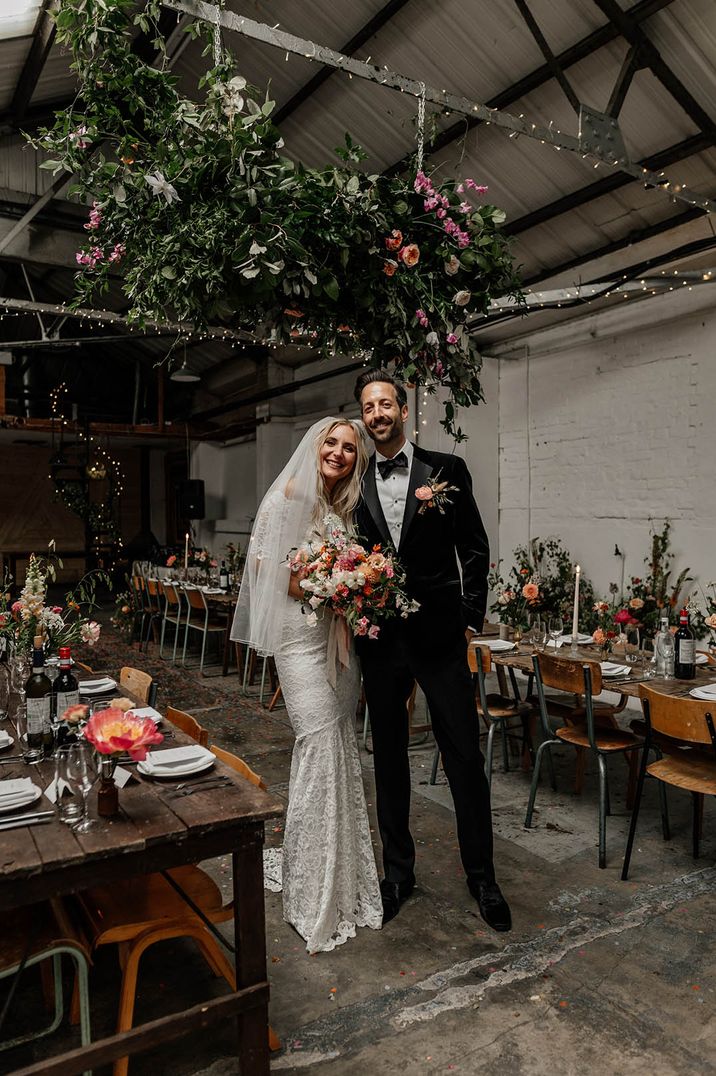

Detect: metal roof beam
512,0,581,115
505,131,712,236
606,43,643,118
590,0,716,137
274,0,413,125
383,0,676,175
9,0,61,125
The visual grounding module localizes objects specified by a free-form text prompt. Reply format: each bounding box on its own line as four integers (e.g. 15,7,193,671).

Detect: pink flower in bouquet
398,244,420,267
166,554,177,566
446,333,458,345
705,613,716,629
0,613,7,628
62,704,89,726
11,600,22,615
356,616,370,637
83,707,163,761
628,597,644,610
415,486,433,501
69,125,91,149
522,582,539,602
384,229,403,251
593,601,609,613
593,628,607,646
368,625,380,640
465,179,488,194
614,609,632,625
210,559,218,568
444,255,460,275
80,620,101,646
364,552,387,582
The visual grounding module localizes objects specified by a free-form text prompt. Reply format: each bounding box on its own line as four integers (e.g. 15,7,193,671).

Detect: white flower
444,255,460,275
305,612,318,627
425,331,439,348
308,596,322,609
145,171,180,204
221,75,247,118
453,289,471,306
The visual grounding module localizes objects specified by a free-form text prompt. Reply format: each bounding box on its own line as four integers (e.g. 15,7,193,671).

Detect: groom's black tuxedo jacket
355,443,490,631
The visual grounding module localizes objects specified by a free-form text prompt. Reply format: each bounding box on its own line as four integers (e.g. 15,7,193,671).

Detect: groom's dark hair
354,368,408,409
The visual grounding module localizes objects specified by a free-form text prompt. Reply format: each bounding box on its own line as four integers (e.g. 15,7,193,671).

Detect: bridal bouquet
290,531,419,639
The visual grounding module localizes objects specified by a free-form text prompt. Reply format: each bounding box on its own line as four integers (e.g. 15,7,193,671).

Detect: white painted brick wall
494,289,716,596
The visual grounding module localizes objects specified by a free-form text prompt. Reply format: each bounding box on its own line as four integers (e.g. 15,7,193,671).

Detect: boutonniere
415,470,459,514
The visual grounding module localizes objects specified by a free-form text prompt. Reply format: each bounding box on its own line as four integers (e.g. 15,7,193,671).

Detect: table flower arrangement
617,521,694,636
512,538,599,632
0,548,107,657
290,533,418,639
83,707,163,761
487,562,542,632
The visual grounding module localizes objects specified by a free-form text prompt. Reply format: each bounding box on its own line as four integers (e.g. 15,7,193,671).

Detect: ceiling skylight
0,0,43,41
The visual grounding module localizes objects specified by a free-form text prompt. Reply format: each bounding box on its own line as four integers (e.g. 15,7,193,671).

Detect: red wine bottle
52,645,80,720
25,635,52,759
674,609,696,680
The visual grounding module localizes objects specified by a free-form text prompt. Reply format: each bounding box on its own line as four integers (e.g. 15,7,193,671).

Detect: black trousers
360,616,495,887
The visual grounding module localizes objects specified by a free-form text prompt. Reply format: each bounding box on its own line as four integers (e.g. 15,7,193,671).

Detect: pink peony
415,486,433,501
446,333,458,345
80,620,101,646
614,609,632,625
83,707,163,760
398,244,420,267
368,625,380,640
593,629,607,645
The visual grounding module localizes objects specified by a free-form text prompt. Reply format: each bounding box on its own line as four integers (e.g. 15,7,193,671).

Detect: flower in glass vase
488,563,540,631
83,707,163,761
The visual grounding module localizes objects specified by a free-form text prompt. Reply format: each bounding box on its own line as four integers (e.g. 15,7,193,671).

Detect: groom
354,369,511,932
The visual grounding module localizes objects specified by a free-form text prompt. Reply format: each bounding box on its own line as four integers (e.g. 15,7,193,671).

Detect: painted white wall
492,286,716,599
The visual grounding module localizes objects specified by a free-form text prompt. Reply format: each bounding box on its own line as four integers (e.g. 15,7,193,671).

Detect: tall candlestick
184,532,189,571
571,564,581,647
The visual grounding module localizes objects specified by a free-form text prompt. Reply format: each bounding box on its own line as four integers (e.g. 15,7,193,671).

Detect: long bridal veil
230,417,341,657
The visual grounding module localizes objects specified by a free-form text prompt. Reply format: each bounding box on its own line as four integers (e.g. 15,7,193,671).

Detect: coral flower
383,260,398,276
398,244,420,267
384,229,403,251
593,628,607,646
62,704,89,726
83,707,163,761
522,582,539,601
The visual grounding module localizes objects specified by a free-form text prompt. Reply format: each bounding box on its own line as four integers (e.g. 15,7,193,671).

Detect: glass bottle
674,608,696,680
654,616,675,679
24,636,52,760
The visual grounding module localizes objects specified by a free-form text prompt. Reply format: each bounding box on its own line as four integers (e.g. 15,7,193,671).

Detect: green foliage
619,520,693,636
31,0,523,437
512,538,599,632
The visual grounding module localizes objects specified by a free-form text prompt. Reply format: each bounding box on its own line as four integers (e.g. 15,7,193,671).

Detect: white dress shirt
375,439,413,548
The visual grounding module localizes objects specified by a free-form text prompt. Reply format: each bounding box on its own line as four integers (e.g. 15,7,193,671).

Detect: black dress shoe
380,877,415,924
468,879,512,933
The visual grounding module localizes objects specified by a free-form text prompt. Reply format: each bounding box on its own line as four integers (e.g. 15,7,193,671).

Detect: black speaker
176,479,205,520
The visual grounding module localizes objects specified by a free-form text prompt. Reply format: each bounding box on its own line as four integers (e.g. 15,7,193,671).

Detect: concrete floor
3,657,715,1075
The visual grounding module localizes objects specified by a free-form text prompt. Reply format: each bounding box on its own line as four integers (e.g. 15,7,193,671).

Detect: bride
231,417,383,953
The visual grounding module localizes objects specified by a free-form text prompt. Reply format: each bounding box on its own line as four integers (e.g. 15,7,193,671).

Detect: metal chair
141,578,164,651
622,686,716,879
181,587,227,675
430,643,534,788
526,651,644,868
131,574,148,644
159,581,184,663
0,899,91,1072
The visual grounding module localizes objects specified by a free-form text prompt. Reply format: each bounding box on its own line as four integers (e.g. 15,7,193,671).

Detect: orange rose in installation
398,244,420,267
384,229,403,251
383,260,398,276
522,582,539,601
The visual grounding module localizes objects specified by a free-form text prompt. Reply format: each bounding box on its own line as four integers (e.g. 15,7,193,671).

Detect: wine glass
67,741,99,833
548,616,564,649
55,745,84,825
624,625,641,668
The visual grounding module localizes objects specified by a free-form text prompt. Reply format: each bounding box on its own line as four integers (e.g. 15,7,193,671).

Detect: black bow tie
377,451,408,480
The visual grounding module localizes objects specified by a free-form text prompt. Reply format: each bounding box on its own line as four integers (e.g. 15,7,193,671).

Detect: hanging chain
213,0,224,66
416,82,426,174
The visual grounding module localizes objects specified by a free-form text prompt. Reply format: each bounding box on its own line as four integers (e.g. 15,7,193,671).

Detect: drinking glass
54,745,84,824
548,617,564,649
624,625,641,668
67,741,99,832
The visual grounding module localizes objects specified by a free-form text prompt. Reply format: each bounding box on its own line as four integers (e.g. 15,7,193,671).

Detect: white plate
689,686,716,701
79,678,117,695
474,638,516,652
0,733,14,752
137,755,214,779
0,785,42,814
695,653,709,666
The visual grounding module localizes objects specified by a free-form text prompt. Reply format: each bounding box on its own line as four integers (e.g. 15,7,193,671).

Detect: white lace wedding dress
257,497,383,953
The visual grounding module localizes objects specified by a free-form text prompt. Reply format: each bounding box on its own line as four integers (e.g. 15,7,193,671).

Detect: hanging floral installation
33,0,523,436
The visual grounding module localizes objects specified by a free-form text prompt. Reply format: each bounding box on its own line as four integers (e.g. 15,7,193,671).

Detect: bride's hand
288,565,308,600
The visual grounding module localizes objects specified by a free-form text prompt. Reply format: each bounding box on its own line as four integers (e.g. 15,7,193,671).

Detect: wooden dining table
0,679,283,1075
485,640,716,700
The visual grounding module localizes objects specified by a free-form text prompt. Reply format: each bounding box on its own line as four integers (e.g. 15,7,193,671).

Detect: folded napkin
145,745,211,771
547,638,566,649
560,633,593,645
0,777,34,800
129,706,163,724
0,730,12,746
474,638,516,652
600,662,630,676
79,677,117,694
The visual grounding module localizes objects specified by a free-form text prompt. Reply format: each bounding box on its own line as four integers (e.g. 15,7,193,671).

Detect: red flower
614,609,632,624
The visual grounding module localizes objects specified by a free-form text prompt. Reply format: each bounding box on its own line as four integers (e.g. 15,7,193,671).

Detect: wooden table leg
233,825,270,1075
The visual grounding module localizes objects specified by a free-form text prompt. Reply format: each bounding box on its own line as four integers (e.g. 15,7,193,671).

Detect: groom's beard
365,416,403,445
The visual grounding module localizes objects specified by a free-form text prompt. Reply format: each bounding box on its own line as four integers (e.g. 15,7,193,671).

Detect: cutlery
0,816,53,832
166,778,232,798
0,809,56,825
170,774,230,793
0,756,24,764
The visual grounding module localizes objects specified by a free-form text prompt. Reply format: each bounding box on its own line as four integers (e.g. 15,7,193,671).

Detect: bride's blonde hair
312,418,368,531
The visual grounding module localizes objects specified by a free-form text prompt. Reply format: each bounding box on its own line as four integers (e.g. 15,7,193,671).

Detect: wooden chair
74,744,279,1075
622,686,716,879
75,660,94,674
0,900,92,1068
181,586,227,675
165,705,208,747
119,666,155,706
430,643,535,789
159,581,184,663
526,652,644,868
